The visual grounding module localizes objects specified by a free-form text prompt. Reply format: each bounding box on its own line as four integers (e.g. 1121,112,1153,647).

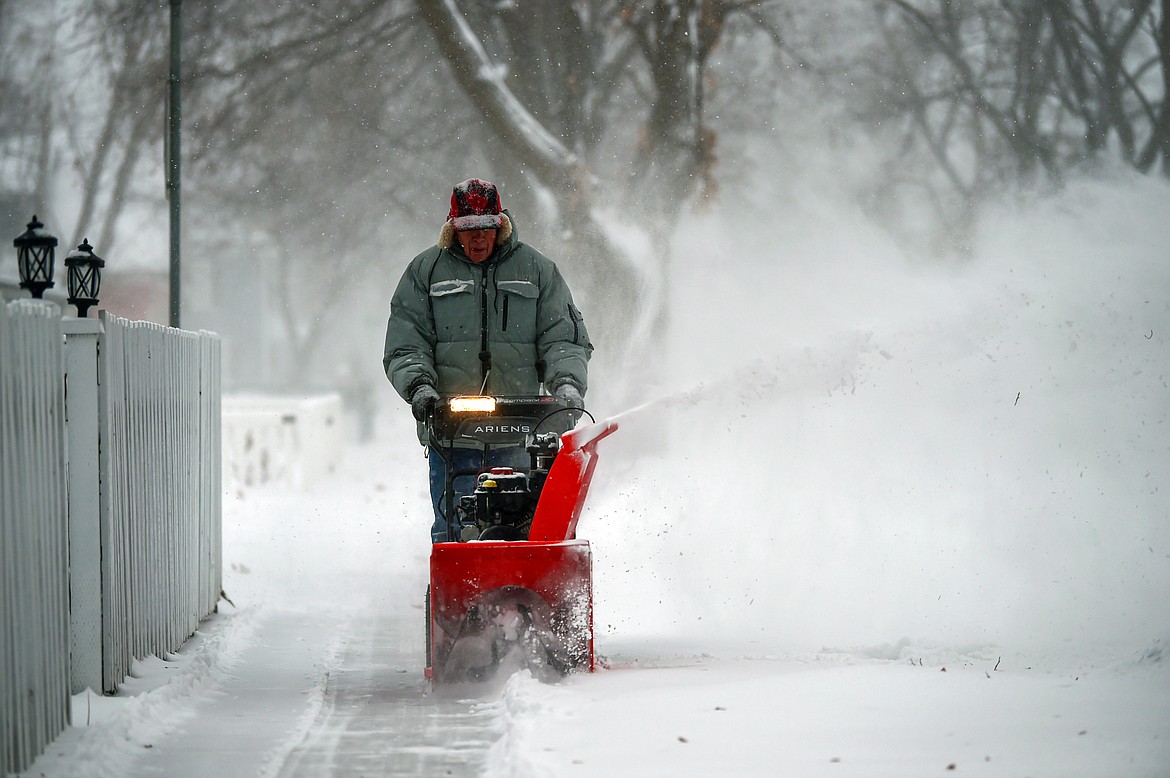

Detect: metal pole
168,0,182,328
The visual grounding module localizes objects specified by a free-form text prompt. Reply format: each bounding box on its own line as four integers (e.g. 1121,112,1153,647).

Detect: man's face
456,228,498,263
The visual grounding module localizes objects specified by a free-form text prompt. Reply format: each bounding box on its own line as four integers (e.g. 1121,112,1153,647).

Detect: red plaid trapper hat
447,178,504,231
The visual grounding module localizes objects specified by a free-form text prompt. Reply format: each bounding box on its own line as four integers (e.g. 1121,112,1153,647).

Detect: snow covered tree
416,0,761,367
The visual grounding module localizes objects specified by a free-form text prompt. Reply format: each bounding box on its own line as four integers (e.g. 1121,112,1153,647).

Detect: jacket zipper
479,264,491,387
502,295,510,331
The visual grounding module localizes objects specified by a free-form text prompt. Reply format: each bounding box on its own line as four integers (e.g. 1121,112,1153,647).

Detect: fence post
63,318,104,694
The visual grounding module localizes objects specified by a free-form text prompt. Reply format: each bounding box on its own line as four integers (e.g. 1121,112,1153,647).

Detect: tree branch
416,0,581,186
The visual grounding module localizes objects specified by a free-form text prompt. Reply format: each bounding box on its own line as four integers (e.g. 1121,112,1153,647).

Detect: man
383,178,593,542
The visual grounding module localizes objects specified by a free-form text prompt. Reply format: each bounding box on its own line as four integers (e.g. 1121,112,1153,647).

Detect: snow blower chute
424,395,617,682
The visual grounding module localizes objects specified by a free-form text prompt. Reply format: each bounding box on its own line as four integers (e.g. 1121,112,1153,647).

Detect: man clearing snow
383,178,593,542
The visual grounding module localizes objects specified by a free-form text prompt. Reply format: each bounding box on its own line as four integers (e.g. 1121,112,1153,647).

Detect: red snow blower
423,395,617,682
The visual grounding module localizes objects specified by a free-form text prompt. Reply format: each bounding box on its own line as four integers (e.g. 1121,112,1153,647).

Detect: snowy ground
22,174,1170,777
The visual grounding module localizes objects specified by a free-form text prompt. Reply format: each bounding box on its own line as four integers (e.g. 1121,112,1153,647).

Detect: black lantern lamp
14,215,58,299
64,238,104,318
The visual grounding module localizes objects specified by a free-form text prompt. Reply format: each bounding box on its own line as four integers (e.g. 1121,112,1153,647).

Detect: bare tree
180,1,457,384
842,0,1167,253
1046,0,1169,175
870,0,1167,187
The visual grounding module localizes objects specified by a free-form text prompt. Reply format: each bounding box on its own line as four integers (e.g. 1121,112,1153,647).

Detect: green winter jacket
383,212,592,438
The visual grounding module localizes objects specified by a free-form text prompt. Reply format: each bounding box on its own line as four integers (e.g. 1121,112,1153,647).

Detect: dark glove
554,383,584,410
410,384,440,422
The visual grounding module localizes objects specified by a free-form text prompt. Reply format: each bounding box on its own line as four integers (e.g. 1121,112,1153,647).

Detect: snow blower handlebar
426,395,583,445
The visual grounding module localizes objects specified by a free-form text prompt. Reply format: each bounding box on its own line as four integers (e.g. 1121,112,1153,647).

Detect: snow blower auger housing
424,395,617,683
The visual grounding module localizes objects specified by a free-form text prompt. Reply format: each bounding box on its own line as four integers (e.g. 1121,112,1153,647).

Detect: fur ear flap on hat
438,211,512,249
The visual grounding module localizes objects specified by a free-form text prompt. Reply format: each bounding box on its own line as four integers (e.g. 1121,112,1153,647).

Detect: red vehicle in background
423,396,617,682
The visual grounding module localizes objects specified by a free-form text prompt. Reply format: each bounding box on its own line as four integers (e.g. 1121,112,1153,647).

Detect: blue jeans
428,446,529,543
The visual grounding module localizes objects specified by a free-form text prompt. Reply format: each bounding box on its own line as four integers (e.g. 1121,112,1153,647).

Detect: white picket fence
92,313,222,693
0,302,222,774
0,301,69,778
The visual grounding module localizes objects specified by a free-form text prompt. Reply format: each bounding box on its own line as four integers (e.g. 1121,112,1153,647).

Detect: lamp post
14,215,59,299
64,239,104,318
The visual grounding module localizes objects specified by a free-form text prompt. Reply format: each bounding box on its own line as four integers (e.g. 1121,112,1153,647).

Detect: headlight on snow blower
449,396,497,414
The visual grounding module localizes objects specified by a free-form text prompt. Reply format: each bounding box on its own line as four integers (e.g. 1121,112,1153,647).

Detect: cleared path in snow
275,607,499,777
